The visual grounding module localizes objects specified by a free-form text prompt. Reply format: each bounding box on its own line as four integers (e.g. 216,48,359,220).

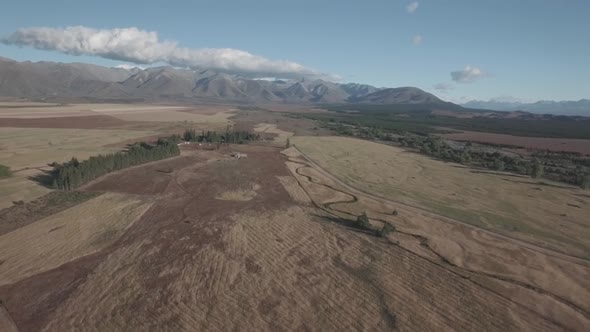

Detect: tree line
319,117,590,189
50,136,180,190
182,128,260,144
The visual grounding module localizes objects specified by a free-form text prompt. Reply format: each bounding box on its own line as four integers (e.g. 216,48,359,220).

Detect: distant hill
462,99,590,116
350,87,443,104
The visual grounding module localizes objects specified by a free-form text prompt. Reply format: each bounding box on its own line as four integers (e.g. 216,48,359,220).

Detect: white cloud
412,34,423,45
450,65,487,83
433,82,453,92
1,26,334,79
406,1,419,13
115,64,145,70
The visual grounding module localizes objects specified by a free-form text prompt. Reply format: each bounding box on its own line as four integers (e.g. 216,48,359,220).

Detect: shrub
357,212,370,228
531,159,544,179
0,164,11,178
379,222,396,237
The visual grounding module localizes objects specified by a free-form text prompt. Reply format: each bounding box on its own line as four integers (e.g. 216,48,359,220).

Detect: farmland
291,136,590,259
0,103,589,331
0,102,239,208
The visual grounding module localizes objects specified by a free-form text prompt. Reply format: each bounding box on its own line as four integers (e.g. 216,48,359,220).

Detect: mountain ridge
0,57,454,108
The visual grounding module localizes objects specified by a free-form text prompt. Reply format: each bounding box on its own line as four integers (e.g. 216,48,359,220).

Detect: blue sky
1,0,588,102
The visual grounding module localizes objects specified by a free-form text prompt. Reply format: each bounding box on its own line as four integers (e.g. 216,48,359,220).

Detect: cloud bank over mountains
1,26,334,80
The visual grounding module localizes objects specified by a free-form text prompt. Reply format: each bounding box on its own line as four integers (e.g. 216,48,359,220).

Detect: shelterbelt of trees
48,129,261,191
182,128,260,144
50,136,181,190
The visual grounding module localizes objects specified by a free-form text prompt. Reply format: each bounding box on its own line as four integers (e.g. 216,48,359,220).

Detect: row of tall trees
183,128,260,144
50,137,180,190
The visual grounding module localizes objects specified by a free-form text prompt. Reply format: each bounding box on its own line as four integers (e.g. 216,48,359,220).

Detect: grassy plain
253,123,294,144
0,192,152,286
292,136,590,258
1,103,589,331
0,170,52,210
0,127,155,169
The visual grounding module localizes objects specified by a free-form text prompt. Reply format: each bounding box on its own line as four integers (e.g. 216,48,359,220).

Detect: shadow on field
470,170,527,178
28,168,55,189
312,213,379,237
502,178,576,189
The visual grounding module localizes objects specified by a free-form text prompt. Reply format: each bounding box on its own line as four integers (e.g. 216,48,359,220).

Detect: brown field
442,130,590,155
0,114,131,129
0,192,152,286
0,137,588,331
0,103,186,118
232,108,332,137
292,136,590,259
1,104,589,331
254,123,294,144
0,102,240,209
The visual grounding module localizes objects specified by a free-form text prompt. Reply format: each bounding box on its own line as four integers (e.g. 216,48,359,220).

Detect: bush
357,212,370,228
531,159,544,179
493,158,505,171
0,164,11,178
379,222,396,237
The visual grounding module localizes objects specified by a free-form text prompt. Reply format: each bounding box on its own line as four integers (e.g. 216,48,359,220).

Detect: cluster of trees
182,128,260,144
0,164,11,178
416,136,550,177
50,137,180,190
356,212,397,237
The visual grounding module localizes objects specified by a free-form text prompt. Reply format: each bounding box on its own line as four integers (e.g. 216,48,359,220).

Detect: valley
0,101,589,331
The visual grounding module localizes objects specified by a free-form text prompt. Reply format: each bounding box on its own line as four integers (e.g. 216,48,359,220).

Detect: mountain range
1,57,588,117
462,99,590,116
0,57,450,106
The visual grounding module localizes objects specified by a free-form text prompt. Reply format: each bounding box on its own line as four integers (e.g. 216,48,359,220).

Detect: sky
0,0,588,103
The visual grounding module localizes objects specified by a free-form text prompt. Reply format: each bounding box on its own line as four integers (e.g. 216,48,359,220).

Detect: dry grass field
0,102,238,209
254,123,294,144
0,103,185,118
0,169,52,210
0,127,155,170
0,127,154,208
291,136,590,259
1,105,589,331
0,140,588,331
0,192,152,286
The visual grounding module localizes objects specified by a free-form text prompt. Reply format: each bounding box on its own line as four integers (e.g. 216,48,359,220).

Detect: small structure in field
232,152,248,159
